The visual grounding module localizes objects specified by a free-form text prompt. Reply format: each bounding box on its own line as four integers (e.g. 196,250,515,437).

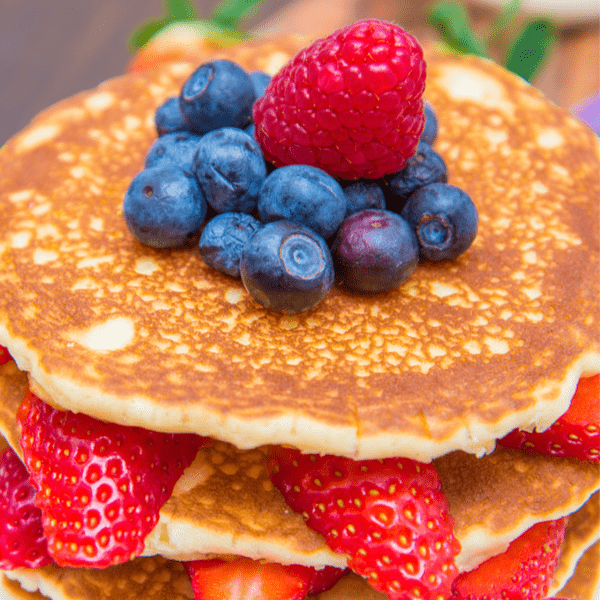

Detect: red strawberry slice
17,388,210,568
0,345,13,365
267,447,460,600
184,557,344,600
0,446,53,569
499,375,599,462
451,517,567,600
253,19,426,180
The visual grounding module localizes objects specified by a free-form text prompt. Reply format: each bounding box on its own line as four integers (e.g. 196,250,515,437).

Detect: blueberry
198,212,262,278
240,220,334,314
249,70,271,99
386,141,447,213
180,59,255,135
155,97,188,136
258,165,347,240
244,122,256,140
193,127,267,214
421,100,438,145
401,183,478,261
332,209,419,293
123,167,207,248
145,131,203,175
343,181,386,217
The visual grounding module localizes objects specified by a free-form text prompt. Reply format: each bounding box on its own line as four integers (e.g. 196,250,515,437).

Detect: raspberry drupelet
253,19,426,180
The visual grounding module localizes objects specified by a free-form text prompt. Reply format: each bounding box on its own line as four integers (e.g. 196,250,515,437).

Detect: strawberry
17,388,210,568
0,446,53,569
267,447,460,600
499,375,599,462
184,557,345,600
451,517,567,600
253,19,426,180
0,345,13,365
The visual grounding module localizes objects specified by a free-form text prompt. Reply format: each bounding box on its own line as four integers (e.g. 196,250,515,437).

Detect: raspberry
253,19,426,180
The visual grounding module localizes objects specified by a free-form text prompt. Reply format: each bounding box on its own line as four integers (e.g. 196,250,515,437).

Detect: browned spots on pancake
0,40,598,460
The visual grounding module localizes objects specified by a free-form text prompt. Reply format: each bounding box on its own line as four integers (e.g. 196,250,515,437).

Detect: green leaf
504,19,556,81
486,0,522,45
165,0,199,20
211,0,263,29
128,18,171,51
427,1,489,57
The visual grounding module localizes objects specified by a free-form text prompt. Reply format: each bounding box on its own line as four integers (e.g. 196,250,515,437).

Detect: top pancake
0,36,598,461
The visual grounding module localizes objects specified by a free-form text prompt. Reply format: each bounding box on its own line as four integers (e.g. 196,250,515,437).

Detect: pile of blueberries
123,59,478,314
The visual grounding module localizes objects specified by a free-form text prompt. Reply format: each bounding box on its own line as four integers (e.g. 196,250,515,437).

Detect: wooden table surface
1,0,598,147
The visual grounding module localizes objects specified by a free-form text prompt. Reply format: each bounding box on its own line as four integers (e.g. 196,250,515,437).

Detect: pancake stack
0,30,598,600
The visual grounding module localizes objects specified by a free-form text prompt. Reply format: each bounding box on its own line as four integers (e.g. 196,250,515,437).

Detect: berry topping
499,374,600,462
386,141,448,212
401,183,478,261
250,70,272,99
123,166,207,248
180,59,255,134
198,212,262,278
17,389,209,568
421,100,438,146
258,164,347,240
343,180,386,217
451,518,567,600
145,131,203,174
0,446,52,570
184,557,346,600
0,345,12,365
154,96,188,137
193,127,267,214
240,220,334,314
253,19,426,180
332,209,419,293
267,447,460,600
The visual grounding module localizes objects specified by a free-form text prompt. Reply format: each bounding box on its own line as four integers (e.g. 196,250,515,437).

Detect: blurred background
1,0,598,146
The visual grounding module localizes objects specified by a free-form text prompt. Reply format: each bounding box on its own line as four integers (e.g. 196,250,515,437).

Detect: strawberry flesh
0,446,53,569
267,447,460,600
499,375,599,461
0,345,13,365
451,517,567,600
17,388,210,568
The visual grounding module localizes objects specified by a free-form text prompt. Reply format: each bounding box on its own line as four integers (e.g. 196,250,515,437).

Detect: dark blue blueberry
123,167,207,248
332,209,419,293
401,183,478,261
240,220,334,314
193,127,267,214
155,96,188,136
179,59,255,135
198,212,262,278
249,70,271,99
244,122,256,140
421,100,438,145
343,181,386,217
145,131,203,176
386,141,447,213
258,165,347,240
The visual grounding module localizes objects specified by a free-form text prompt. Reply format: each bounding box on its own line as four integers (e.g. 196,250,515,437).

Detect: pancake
0,362,598,575
1,495,599,600
0,40,598,463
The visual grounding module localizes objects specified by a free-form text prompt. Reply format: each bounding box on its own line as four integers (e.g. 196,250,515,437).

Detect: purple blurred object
571,93,600,135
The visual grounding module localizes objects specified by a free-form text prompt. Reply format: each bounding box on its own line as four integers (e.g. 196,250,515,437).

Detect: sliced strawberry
500,375,599,461
307,565,348,596
185,557,309,600
0,446,53,569
17,388,210,568
267,447,460,600
0,345,13,365
451,517,567,600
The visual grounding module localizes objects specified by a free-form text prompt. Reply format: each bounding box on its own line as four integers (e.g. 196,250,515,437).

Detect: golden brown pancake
0,362,598,573
0,39,597,462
